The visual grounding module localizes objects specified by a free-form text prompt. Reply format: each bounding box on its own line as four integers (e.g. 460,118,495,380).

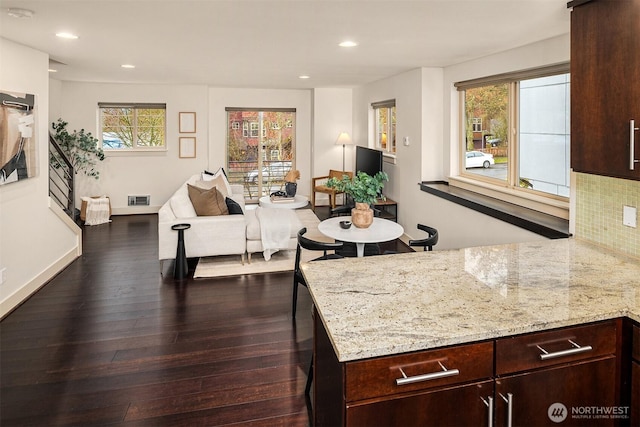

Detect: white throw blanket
82,196,111,226
255,206,295,261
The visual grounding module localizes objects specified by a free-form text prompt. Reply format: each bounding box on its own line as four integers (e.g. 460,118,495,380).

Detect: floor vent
128,195,150,206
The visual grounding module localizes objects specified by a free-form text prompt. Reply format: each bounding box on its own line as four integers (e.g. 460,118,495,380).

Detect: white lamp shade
335,132,353,145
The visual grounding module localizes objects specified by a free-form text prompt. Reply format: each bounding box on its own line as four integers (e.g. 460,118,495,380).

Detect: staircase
48,133,75,220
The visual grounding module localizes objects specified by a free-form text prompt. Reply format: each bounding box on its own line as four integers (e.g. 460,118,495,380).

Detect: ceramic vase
285,182,297,197
351,202,373,228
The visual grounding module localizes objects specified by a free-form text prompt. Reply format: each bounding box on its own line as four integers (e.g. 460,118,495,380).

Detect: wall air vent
128,195,150,206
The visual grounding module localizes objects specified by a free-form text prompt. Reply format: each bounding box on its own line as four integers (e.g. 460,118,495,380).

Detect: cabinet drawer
496,320,617,376
344,341,493,402
633,324,640,361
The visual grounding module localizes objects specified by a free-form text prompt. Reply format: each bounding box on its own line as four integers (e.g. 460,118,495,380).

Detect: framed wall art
179,112,196,133
1,90,37,185
179,137,196,158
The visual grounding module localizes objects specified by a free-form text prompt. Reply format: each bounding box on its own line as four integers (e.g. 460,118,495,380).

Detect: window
231,121,240,130
372,99,396,156
472,118,482,132
226,108,296,201
250,122,259,137
99,103,166,150
456,64,570,199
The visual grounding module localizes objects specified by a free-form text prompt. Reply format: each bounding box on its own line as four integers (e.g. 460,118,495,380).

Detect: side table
171,223,191,279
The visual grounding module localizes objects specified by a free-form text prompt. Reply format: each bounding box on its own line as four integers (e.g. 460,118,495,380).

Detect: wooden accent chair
311,170,353,209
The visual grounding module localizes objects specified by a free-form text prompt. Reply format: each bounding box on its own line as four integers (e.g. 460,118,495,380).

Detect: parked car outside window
465,151,495,169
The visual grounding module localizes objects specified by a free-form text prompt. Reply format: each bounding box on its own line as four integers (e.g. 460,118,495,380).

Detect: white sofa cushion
201,168,232,196
170,186,197,218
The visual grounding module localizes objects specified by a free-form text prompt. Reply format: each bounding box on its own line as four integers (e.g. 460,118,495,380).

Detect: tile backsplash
575,173,639,259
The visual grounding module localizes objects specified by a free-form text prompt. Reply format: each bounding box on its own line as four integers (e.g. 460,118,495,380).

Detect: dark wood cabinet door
346,380,493,427
633,362,640,426
495,356,617,427
570,0,640,180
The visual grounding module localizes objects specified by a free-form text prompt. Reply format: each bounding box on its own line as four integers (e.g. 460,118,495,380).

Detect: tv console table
373,197,397,222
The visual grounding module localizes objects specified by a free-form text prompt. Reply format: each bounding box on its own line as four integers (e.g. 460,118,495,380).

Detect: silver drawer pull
537,339,593,361
395,361,460,386
481,396,494,427
631,119,639,171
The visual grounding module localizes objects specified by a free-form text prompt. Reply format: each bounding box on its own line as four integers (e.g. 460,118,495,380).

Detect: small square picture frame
179,137,196,158
179,112,196,133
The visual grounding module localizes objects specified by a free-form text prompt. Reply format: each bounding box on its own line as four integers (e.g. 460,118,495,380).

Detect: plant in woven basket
51,119,105,179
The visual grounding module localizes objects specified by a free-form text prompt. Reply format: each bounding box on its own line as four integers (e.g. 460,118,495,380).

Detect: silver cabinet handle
537,339,593,361
500,393,513,427
395,360,459,386
481,396,494,427
631,119,639,170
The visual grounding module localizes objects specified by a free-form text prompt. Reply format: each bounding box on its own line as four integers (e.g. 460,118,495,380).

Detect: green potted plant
51,119,105,179
327,171,388,228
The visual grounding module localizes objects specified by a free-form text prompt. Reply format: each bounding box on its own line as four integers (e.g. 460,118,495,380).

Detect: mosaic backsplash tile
575,173,640,259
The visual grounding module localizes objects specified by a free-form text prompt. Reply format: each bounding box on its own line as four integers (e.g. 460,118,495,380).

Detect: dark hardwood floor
1,207,410,426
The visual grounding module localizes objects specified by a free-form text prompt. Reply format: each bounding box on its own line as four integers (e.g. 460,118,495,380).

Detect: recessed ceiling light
299,75,310,79
121,64,136,69
48,69,57,73
339,41,358,48
56,32,79,40
7,8,34,19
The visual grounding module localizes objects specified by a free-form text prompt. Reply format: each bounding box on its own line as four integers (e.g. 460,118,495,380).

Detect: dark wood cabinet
495,357,617,426
314,317,621,427
346,380,494,427
570,0,640,180
632,324,640,425
494,320,618,426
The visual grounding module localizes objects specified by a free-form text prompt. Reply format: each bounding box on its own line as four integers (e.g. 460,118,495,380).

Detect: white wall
311,88,353,205
208,87,312,196
0,39,79,317
352,36,570,249
56,82,210,213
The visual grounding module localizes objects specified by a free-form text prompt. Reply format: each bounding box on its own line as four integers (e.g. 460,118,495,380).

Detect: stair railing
49,133,75,220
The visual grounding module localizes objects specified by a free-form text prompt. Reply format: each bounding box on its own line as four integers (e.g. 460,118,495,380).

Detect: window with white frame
250,122,259,137
231,121,240,130
99,103,166,150
372,99,396,156
456,64,570,199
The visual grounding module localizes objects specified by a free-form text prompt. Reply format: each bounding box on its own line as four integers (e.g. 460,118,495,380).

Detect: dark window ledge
420,181,570,239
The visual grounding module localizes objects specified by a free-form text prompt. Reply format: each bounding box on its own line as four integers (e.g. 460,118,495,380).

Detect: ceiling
0,0,571,89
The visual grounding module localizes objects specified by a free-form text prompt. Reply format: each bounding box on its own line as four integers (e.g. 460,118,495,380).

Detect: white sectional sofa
158,173,248,264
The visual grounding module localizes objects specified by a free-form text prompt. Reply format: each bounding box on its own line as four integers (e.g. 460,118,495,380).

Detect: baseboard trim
0,248,79,319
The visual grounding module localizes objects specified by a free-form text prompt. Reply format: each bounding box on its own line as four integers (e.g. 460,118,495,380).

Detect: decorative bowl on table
339,220,352,229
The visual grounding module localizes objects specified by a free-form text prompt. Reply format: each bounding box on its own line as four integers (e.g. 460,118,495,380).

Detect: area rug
193,208,326,278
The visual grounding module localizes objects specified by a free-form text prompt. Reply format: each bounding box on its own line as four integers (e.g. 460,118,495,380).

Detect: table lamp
335,132,354,171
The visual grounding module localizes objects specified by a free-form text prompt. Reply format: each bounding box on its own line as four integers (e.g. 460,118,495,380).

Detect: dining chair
292,227,344,396
292,227,344,319
408,224,439,251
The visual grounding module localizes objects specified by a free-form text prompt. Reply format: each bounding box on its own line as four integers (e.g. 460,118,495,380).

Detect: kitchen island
302,238,640,426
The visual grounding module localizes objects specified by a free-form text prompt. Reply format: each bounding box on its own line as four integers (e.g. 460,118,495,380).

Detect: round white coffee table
259,195,309,209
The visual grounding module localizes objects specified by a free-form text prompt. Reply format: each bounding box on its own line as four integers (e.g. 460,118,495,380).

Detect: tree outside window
99,103,165,150
460,70,570,198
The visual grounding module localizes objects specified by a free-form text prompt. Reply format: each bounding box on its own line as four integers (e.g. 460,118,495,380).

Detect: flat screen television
355,146,383,177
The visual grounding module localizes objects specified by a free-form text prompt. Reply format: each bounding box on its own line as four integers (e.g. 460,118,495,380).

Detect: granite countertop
301,238,640,362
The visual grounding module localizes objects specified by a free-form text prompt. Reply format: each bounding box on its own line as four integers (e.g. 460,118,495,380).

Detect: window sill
420,181,570,239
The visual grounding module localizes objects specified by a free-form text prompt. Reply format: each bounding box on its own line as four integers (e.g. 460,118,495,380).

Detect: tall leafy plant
52,119,105,179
